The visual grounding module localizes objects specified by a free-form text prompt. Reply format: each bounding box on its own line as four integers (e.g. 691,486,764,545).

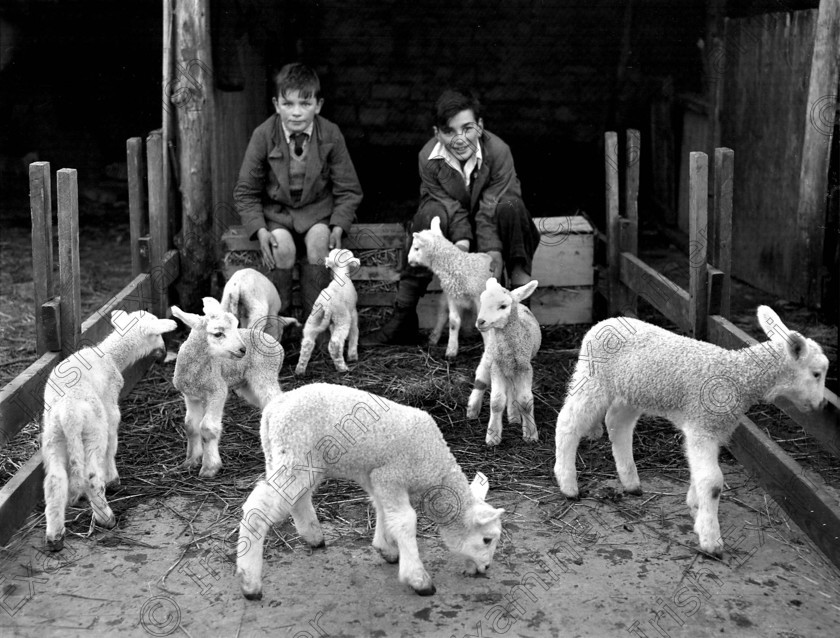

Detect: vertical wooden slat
605,131,621,315
29,162,54,355
127,137,147,277
147,130,168,317
713,148,734,318
688,152,709,340
621,129,641,316
57,169,81,357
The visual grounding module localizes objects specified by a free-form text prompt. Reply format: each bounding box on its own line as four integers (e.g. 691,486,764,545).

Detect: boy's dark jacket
234,114,363,240
417,130,522,254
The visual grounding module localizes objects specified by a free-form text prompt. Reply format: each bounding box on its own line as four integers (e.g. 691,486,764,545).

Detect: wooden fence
0,132,179,545
607,129,840,570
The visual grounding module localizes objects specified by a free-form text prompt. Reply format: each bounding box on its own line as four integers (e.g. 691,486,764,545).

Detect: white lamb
467,278,542,446
171,297,285,478
220,267,301,342
553,306,829,557
236,382,505,600
295,248,360,376
407,216,494,359
42,309,177,550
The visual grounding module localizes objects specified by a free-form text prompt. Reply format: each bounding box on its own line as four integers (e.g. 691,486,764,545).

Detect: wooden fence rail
0,135,179,546
607,129,840,570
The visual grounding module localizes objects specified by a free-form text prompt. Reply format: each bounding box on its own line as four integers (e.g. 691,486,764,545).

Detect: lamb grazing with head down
42,309,177,550
295,248,360,376
554,305,829,558
408,216,494,359
220,267,301,343
467,278,542,446
236,382,505,600
171,297,285,478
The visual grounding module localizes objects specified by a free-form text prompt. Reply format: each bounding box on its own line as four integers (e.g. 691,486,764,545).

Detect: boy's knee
305,224,330,264
271,229,296,268
494,195,528,224
412,201,450,235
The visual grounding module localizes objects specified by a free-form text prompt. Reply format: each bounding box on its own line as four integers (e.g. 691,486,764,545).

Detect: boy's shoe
360,303,423,346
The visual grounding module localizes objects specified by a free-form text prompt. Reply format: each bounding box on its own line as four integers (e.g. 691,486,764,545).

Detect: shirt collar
428,139,483,186
280,120,315,144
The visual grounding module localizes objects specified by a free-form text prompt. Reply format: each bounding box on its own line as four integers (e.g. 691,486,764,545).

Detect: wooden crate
219,215,593,326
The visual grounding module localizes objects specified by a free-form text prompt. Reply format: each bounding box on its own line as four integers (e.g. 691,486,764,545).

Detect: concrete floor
1,464,839,638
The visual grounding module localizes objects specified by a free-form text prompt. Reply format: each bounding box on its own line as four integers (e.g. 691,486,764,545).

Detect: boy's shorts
266,218,330,255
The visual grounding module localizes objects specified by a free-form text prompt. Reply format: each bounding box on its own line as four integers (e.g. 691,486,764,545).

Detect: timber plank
127,137,148,277
57,169,81,358
619,253,690,331
30,162,54,356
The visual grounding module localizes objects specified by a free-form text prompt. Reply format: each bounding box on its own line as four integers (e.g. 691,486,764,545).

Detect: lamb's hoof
199,465,221,478
45,533,65,552
99,515,117,530
334,364,349,373
310,539,326,550
466,406,480,419
242,588,263,601
347,354,358,363
625,486,643,496
377,548,399,564
294,365,308,377
445,351,458,361
413,584,436,596
485,434,502,447
180,458,201,470
700,547,724,560
560,489,580,501
522,432,539,443
106,477,121,488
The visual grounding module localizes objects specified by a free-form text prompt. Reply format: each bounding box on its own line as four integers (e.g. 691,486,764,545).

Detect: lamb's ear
430,216,443,236
170,305,201,329
757,305,789,341
470,472,490,500
785,331,808,362
202,297,223,316
473,505,505,526
150,318,178,335
511,280,539,302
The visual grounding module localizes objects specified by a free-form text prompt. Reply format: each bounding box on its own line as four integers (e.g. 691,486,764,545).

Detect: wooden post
147,130,168,318
606,131,621,315
712,148,734,318
620,129,641,316
127,137,148,277
173,0,216,310
57,169,81,358
688,152,709,340
29,162,56,355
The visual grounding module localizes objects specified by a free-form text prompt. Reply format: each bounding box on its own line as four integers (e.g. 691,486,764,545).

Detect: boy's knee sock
395,268,433,309
268,268,295,315
300,263,332,320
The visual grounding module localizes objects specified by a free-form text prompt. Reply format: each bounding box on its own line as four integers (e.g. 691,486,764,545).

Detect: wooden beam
57,169,81,358
619,252,691,332
712,148,733,318
147,130,169,317
606,131,621,315
728,415,840,571
127,137,147,277
29,162,54,356
688,152,709,340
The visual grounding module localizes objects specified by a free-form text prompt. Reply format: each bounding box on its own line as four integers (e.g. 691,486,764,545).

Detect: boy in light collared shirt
363,88,540,346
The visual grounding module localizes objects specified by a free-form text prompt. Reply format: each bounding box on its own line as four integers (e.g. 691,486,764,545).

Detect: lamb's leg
43,445,69,551
444,298,462,360
83,433,116,529
295,317,321,376
347,310,359,362
428,293,448,346
387,503,435,595
553,386,610,499
605,400,643,495
199,392,227,478
236,480,293,600
371,496,399,563
290,491,325,549
486,368,507,446
328,324,351,373
181,396,205,469
466,351,491,419
514,367,538,442
104,408,120,487
683,429,724,558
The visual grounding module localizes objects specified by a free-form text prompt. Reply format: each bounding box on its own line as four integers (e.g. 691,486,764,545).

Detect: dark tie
291,132,307,157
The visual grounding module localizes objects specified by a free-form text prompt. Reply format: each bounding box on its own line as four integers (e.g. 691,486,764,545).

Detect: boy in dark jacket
234,63,363,317
363,88,540,345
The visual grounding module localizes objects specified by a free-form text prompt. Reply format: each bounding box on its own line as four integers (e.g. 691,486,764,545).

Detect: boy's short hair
434,88,482,128
273,63,321,100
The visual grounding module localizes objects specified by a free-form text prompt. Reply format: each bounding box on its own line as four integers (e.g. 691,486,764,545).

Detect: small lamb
172,297,285,478
553,305,829,557
42,309,177,550
295,248,360,376
220,267,301,342
236,382,505,600
407,216,494,359
467,278,542,446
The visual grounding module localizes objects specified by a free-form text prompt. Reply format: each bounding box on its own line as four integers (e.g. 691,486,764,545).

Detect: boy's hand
257,228,277,269
487,250,503,278
329,226,343,250
454,240,469,252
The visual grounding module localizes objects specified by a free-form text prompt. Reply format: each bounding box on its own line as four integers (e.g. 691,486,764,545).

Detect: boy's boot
360,269,432,346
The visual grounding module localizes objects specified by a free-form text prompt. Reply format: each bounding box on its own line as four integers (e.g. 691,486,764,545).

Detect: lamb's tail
312,307,333,332
53,405,91,495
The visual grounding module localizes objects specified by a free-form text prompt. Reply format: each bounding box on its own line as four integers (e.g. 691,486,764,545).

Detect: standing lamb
295,248,360,376
236,382,504,600
407,216,494,359
553,306,829,557
467,278,542,446
42,309,177,550
220,267,301,342
171,297,285,478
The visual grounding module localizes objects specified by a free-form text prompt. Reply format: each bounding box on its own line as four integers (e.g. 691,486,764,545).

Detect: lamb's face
204,313,247,360
407,232,433,267
440,501,504,575
476,282,513,332
324,248,360,276
777,335,828,411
